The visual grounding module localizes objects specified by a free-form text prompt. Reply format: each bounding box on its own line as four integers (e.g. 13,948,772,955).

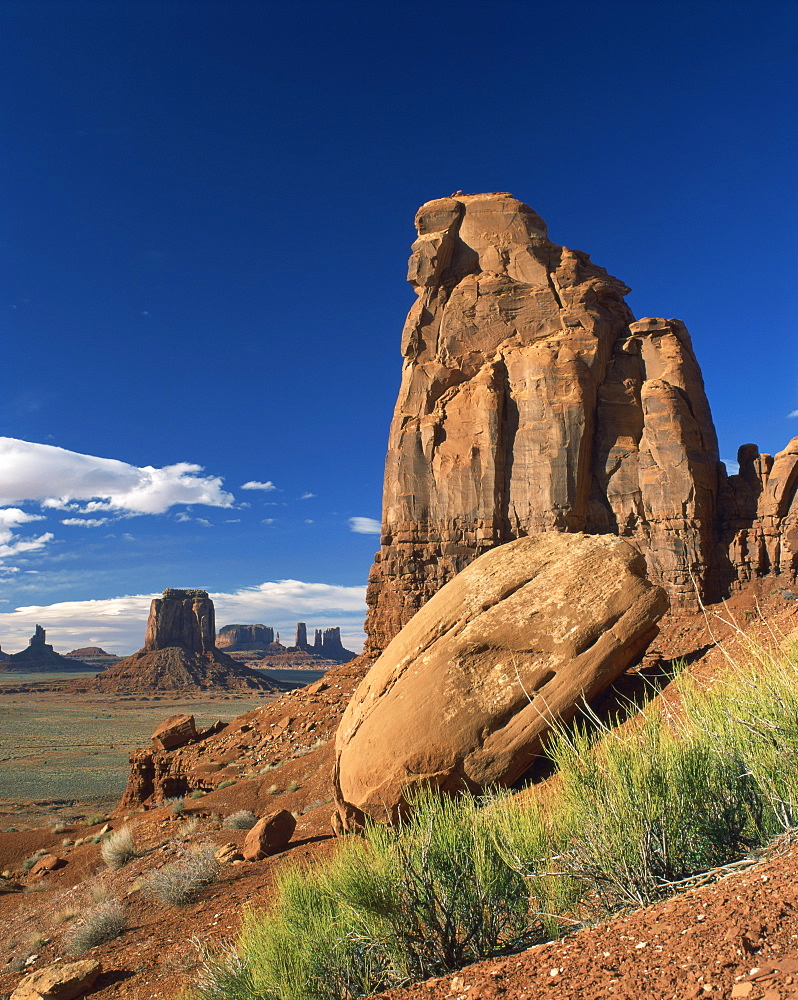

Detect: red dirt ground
1,580,797,1000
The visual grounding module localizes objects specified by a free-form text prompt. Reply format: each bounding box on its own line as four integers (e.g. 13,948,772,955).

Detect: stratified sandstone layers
145,588,216,653
336,533,668,830
365,193,722,653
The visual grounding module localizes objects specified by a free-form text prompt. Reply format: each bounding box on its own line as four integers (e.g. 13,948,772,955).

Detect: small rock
242,809,296,861
29,854,66,876
214,843,244,864
151,714,198,751
305,679,328,695
98,823,112,835
10,958,101,1000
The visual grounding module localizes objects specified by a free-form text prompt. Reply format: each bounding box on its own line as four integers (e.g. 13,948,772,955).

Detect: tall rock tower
365,193,723,654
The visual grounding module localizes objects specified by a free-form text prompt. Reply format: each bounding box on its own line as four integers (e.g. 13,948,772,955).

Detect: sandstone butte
364,192,798,655
65,589,284,694
334,532,668,830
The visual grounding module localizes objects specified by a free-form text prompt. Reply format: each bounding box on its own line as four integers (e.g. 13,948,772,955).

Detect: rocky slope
364,193,798,654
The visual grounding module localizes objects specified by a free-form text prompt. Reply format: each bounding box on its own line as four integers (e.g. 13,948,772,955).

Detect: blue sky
1,0,796,654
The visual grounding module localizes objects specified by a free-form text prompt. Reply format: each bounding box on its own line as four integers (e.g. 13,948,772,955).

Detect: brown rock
364,193,721,654
10,959,101,1000
305,679,329,695
214,843,244,863
29,854,65,876
216,623,275,650
242,809,296,860
151,714,198,751
145,589,216,653
62,590,285,696
335,532,668,830
722,437,798,585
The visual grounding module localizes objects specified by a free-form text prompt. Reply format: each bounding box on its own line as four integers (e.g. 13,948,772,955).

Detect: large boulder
11,959,101,1000
334,532,668,830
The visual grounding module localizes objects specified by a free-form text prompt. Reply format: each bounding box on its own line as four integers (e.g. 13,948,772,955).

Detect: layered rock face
145,588,216,653
365,193,722,653
722,438,798,584
336,533,668,830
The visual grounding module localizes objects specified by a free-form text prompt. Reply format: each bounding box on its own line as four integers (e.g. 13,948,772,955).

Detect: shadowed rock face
364,193,723,654
145,589,216,653
216,624,275,650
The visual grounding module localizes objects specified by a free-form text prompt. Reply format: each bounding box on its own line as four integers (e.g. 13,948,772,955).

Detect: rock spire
364,193,722,654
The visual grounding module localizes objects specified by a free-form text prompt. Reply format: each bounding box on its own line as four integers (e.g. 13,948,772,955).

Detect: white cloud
240,480,276,492
0,437,234,514
175,512,192,523
722,458,740,476
0,580,367,656
61,518,111,527
196,518,213,528
300,492,315,500
789,410,798,419
262,518,275,525
0,507,53,565
305,519,315,525
348,516,381,535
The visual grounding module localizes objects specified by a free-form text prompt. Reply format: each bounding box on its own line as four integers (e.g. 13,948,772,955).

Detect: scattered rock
28,854,65,876
242,809,296,860
336,532,668,829
151,714,198,751
10,958,101,1000
214,843,244,864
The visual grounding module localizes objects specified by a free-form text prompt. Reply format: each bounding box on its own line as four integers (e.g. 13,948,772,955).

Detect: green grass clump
189,630,798,1000
64,900,126,954
217,779,237,790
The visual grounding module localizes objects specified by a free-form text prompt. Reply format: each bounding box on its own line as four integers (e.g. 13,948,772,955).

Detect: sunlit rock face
364,193,723,654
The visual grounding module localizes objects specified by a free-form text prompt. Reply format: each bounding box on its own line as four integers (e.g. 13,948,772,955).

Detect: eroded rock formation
216,624,276,651
722,437,798,583
66,590,285,694
0,626,90,672
364,192,725,653
336,532,668,830
145,589,216,653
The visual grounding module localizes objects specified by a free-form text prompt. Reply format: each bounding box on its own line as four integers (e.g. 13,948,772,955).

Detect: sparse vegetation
189,631,798,1000
101,826,138,870
189,789,207,800
64,900,126,955
20,851,45,871
217,779,237,790
179,817,201,838
286,780,301,793
84,813,106,826
166,796,186,816
142,844,220,906
223,810,257,831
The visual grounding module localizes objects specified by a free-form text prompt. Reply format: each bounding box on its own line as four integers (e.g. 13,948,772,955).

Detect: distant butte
65,590,287,694
217,621,357,667
0,625,92,673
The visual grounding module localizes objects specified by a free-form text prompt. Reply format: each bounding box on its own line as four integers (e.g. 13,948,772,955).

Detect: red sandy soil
1,581,797,1000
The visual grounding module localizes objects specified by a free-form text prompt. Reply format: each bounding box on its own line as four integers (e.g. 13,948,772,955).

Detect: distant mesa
64,646,122,670
216,621,357,666
66,589,287,694
0,625,93,673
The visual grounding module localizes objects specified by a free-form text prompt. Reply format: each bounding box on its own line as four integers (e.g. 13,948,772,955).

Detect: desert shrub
223,810,257,831
84,813,106,826
217,779,237,790
536,707,764,910
193,630,798,1000
179,817,200,838
165,796,186,816
286,780,301,793
64,900,126,954
101,826,138,870
142,844,220,906
189,789,207,800
51,820,68,834
682,637,798,833
266,784,280,795
20,852,44,871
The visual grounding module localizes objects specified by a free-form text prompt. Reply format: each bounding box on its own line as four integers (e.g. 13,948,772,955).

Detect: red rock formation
365,193,723,654
722,437,798,584
145,588,216,653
